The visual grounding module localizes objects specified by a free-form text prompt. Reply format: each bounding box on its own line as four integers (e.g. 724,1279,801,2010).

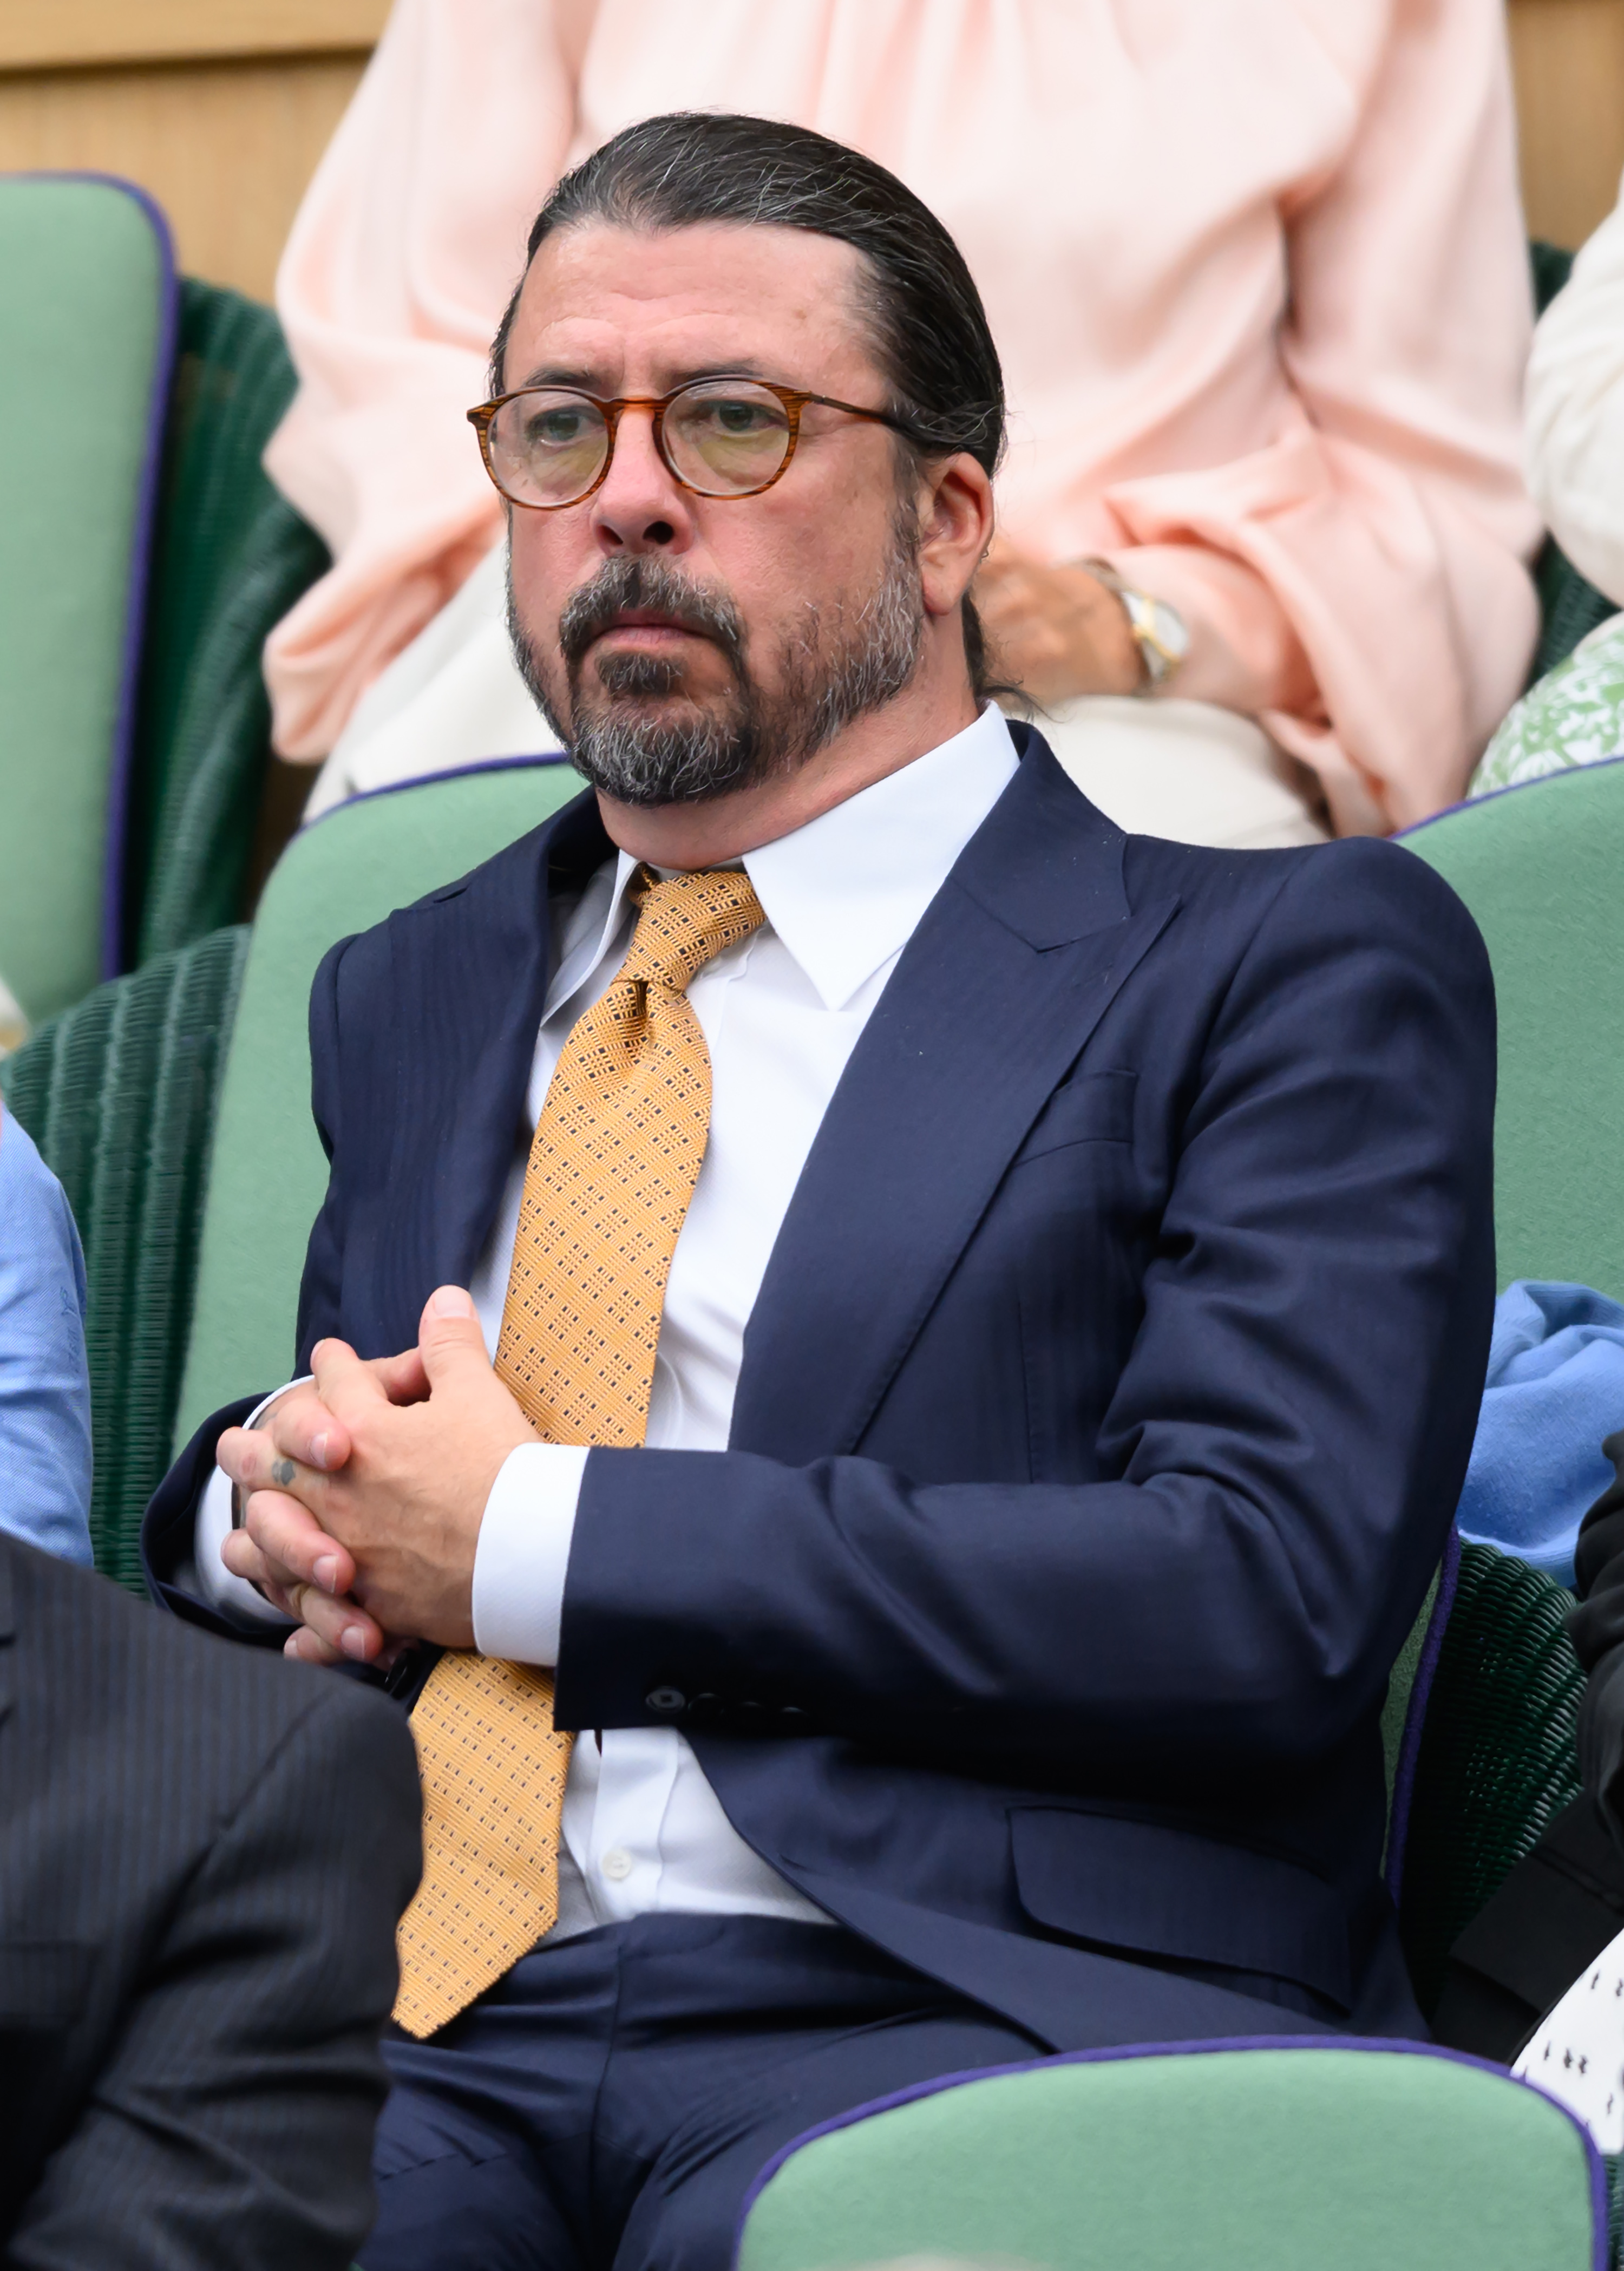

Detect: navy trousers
361,1915,1047,2271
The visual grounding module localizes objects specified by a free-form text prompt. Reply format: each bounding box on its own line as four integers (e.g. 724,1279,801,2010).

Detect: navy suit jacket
145,726,1496,2052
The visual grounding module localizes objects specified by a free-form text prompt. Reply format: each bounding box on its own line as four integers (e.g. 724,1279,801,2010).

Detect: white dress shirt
198,702,1019,1937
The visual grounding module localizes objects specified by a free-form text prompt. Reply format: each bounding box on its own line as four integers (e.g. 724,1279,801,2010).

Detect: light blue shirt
0,1104,94,1564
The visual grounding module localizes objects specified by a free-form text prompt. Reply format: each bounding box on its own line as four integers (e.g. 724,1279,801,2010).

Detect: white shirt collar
579,704,1019,1014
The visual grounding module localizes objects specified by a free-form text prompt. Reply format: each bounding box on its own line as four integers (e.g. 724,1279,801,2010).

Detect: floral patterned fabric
1471,612,1624,795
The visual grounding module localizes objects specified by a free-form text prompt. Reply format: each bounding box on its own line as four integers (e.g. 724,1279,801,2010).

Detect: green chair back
1402,761,1624,1301
0,928,248,1586
0,174,174,1026
173,758,582,1444
126,278,330,967
738,2043,1600,2271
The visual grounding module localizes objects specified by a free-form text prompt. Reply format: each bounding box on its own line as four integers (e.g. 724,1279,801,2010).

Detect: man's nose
588,406,695,555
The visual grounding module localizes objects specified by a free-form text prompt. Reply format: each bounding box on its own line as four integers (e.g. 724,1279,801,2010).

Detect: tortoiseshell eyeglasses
467,376,920,511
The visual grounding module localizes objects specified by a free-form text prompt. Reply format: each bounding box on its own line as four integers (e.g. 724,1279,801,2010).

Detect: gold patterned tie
392,865,766,2038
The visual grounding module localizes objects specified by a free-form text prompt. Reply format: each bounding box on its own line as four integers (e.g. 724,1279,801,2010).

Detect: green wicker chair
174,758,582,1443
0,928,248,1587
0,175,174,1031
123,277,330,968
0,174,328,1045
737,2038,1601,2271
1401,757,1624,1301
1387,745,1619,2015
1,760,580,1587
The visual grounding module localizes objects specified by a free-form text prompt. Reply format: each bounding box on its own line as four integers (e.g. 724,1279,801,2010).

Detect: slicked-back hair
490,111,1009,696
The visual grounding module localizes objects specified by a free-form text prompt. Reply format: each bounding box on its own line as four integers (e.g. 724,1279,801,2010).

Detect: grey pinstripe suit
0,1534,421,2269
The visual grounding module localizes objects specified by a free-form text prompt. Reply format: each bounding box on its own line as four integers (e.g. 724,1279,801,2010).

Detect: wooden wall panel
0,1,388,71
0,55,366,300
2,5,1624,308
1510,0,1624,249
0,3,385,303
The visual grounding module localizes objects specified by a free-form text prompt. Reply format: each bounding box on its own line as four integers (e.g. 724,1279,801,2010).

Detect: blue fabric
144,727,1494,2050
1457,1279,1624,1587
0,1107,93,1564
362,1915,1042,2271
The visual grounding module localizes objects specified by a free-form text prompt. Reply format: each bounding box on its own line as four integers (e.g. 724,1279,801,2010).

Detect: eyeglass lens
489,380,794,506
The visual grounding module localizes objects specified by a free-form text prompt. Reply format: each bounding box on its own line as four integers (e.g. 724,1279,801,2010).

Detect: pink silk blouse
264,0,1541,833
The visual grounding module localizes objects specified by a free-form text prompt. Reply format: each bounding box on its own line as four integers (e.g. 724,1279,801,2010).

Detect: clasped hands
218,1286,538,1668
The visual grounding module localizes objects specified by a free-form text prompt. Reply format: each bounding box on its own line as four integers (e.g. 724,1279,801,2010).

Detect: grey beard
507,522,925,809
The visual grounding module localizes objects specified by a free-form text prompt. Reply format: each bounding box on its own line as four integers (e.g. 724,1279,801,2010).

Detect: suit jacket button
645,1687,686,1713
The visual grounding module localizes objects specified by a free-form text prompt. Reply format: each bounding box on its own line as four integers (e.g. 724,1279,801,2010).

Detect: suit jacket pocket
0,1940,94,2028
1010,1807,1352,2010
1013,1070,1137,1166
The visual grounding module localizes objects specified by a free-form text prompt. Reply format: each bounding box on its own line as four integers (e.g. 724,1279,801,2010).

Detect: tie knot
622,866,765,993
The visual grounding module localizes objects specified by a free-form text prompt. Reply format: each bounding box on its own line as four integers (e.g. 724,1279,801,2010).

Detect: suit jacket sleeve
556,843,1496,1781
294,935,352,1366
5,1679,421,2271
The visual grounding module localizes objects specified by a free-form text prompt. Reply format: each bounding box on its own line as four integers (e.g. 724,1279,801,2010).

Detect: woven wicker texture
126,279,329,967
1398,1543,1583,2019
0,927,248,1587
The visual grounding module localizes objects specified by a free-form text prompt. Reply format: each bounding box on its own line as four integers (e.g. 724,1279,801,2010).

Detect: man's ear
918,450,994,621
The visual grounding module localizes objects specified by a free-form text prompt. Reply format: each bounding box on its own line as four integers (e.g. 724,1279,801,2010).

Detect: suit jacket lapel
730,735,1178,1462
372,787,612,1336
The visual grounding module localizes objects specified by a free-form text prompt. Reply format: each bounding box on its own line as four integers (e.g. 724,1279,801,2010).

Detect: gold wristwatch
1082,558,1190,692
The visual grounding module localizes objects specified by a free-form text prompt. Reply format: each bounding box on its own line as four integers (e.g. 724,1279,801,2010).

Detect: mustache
558,558,747,673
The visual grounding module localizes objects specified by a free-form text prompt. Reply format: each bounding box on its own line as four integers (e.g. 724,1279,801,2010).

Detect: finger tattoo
271,1457,297,1487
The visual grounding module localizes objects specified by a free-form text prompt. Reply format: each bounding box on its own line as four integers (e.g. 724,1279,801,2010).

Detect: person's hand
218,1371,379,1655
218,1287,538,1667
972,538,1141,703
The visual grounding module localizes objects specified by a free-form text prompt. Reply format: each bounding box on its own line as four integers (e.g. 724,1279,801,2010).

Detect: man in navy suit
145,113,1495,2271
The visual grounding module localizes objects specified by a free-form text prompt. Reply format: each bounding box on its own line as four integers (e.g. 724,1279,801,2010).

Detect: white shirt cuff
193,1379,311,1626
470,1442,589,1665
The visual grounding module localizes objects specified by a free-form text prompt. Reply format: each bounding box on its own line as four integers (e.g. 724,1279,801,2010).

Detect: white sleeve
192,1380,311,1627
1527,179,1624,609
1512,1919,1624,2150
470,1442,589,1665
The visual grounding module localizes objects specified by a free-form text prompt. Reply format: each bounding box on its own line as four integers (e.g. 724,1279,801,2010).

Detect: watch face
1147,597,1190,663
1123,590,1189,683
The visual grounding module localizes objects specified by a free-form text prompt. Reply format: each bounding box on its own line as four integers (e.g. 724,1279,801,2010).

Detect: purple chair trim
1394,750,1624,843
14,174,185,983
733,2031,1606,2271
1385,1523,1463,1905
